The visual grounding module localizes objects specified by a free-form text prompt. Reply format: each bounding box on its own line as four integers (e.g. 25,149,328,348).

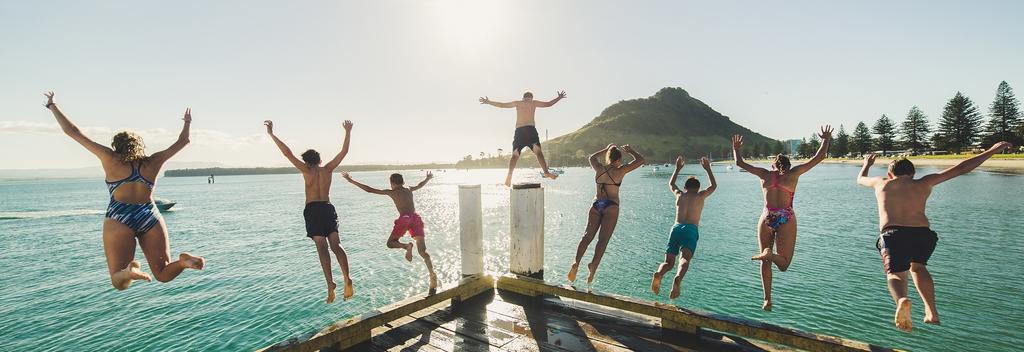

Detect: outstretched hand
264,120,274,134
990,141,1013,152
675,155,684,169
732,135,744,150
340,171,352,180
818,125,834,140
343,120,353,131
43,91,55,108
183,108,192,124
426,171,434,180
557,90,567,99
478,96,490,104
863,154,877,167
700,157,711,170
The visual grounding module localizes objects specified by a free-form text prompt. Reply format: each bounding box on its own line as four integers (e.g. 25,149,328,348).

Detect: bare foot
585,263,598,285
567,263,579,282
343,279,354,301
429,273,438,290
504,175,513,187
112,260,151,290
751,248,773,261
762,299,772,312
669,277,683,299
326,281,337,304
543,172,558,180
923,314,940,326
895,298,913,332
180,253,205,270
404,244,413,262
651,272,663,295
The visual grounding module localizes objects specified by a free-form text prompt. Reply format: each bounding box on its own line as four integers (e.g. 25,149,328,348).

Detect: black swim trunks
303,201,339,238
876,226,938,273
512,125,541,153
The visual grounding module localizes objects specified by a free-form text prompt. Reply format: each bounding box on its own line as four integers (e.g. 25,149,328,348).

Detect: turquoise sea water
1,164,1021,351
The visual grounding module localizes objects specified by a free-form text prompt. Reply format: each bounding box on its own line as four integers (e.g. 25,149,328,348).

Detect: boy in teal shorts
652,155,717,299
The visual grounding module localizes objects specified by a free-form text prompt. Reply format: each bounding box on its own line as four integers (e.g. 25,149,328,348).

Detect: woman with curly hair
733,126,832,311
44,92,205,290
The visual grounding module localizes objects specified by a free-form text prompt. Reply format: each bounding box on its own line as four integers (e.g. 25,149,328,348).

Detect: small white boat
155,199,176,211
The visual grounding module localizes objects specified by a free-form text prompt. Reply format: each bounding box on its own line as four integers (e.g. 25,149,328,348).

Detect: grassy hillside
543,87,780,164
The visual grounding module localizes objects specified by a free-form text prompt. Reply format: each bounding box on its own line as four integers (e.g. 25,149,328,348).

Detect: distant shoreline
165,164,456,177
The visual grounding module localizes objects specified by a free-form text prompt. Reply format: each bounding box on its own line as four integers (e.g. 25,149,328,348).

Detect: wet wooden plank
261,274,494,352
497,274,902,352
369,317,497,352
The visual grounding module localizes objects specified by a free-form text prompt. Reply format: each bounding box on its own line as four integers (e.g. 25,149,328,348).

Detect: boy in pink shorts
342,171,437,290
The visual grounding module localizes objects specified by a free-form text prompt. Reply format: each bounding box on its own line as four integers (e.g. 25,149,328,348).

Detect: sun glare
429,1,507,54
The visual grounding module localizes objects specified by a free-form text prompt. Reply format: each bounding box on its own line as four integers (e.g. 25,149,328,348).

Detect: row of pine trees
795,81,1021,157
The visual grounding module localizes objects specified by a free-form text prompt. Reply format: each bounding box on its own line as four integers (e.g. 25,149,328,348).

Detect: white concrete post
510,183,544,278
459,185,484,277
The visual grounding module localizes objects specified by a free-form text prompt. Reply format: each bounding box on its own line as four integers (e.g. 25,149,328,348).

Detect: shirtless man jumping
265,119,354,303
479,90,566,186
857,141,1012,332
651,155,717,299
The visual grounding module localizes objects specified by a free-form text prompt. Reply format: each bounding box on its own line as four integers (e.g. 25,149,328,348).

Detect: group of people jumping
44,89,1013,333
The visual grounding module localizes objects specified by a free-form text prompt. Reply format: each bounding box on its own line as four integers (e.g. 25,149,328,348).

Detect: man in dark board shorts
480,90,566,186
857,141,1012,332
266,119,355,304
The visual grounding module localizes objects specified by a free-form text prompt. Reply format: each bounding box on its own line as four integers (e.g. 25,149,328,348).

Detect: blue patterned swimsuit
105,164,159,236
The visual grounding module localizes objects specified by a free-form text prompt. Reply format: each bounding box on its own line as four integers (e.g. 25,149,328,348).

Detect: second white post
510,183,544,278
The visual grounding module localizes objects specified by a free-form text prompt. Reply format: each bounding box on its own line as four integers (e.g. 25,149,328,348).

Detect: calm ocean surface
1,164,1021,351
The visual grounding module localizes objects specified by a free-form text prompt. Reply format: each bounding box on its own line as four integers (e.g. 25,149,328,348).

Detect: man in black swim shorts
266,119,356,304
857,141,1012,332
480,90,567,186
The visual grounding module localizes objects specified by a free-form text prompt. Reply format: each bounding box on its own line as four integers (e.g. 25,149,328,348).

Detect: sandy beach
821,156,1024,171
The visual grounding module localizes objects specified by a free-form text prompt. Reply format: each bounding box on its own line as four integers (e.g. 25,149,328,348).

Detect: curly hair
772,154,791,173
111,131,148,164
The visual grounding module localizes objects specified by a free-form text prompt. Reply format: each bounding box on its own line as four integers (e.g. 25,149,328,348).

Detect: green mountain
544,87,781,164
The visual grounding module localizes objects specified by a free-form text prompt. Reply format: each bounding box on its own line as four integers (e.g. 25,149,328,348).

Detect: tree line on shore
794,81,1022,158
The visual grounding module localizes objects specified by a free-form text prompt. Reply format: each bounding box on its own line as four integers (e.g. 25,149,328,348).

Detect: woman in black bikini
44,92,205,291
567,144,645,285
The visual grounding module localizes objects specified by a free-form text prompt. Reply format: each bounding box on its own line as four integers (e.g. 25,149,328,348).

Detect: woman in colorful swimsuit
733,126,832,311
567,144,644,285
44,92,205,291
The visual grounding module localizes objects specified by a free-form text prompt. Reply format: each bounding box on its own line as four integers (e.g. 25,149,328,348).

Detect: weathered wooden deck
261,275,902,352
350,286,790,352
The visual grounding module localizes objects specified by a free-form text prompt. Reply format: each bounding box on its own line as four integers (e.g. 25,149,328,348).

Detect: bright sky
2,1,1022,169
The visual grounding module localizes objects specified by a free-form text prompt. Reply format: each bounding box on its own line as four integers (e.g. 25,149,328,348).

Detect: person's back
302,166,335,203
675,190,707,225
388,187,417,215
875,177,932,230
594,164,628,204
761,171,798,210
513,100,540,127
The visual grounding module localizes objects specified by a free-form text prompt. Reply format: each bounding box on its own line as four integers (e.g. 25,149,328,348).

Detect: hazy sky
2,1,1022,169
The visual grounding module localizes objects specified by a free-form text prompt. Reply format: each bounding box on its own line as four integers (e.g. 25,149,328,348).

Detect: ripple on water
0,167,1021,351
